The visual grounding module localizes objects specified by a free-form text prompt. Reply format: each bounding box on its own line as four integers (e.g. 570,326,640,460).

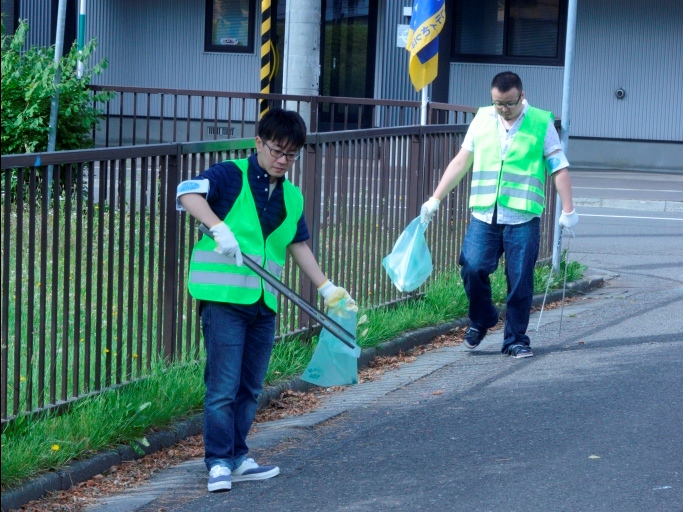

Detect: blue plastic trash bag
301,303,360,387
382,216,433,292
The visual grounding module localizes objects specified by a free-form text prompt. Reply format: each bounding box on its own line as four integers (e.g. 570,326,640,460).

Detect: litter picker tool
536,228,563,332
198,224,356,348
558,234,571,336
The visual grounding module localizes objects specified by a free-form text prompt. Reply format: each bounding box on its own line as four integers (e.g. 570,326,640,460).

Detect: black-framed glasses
492,93,522,109
263,140,300,162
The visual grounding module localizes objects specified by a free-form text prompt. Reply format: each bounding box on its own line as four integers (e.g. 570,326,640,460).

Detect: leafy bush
1,18,115,154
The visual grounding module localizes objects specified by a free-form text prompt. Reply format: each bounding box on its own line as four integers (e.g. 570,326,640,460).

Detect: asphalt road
85,170,683,512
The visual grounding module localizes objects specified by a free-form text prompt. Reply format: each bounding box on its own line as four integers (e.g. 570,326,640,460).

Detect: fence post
408,127,426,218
414,126,428,209
162,145,181,361
298,135,322,332
309,96,318,133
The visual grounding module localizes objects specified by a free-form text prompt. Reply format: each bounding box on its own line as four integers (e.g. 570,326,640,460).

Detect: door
319,0,377,130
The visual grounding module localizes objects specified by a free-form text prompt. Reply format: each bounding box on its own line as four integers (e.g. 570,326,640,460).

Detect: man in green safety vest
420,71,578,359
177,108,355,492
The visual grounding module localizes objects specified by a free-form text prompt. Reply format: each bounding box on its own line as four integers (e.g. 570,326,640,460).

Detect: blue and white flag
406,0,445,92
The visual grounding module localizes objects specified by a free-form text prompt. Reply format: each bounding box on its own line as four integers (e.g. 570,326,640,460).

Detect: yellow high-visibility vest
470,106,552,215
188,158,303,311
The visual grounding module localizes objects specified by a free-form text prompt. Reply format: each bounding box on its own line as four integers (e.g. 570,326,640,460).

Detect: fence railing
89,86,479,147
1,125,556,422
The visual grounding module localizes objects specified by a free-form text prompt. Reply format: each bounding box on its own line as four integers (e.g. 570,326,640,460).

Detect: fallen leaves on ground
255,387,333,423
15,327,471,511
530,295,578,313
16,436,204,512
15,299,577,511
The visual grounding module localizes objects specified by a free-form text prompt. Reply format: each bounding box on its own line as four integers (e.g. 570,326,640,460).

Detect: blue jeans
201,301,276,470
458,216,540,353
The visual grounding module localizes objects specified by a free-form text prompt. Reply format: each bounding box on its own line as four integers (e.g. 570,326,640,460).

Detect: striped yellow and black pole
260,0,272,119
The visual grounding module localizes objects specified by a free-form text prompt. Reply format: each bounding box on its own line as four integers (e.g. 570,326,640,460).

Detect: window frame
204,0,256,54
450,0,568,66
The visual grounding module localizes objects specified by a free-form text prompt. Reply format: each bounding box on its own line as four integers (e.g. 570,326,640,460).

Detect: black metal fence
0,125,556,422
89,86,479,147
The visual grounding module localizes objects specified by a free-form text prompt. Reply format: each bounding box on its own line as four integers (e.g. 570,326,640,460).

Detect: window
452,0,566,65
205,0,255,53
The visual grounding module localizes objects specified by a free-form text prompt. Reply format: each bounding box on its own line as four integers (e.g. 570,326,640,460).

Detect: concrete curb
1,275,604,512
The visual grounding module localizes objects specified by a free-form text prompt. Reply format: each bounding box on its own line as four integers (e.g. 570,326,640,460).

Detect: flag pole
420,87,428,125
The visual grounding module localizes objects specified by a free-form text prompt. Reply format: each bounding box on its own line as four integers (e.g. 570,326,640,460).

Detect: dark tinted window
452,0,565,65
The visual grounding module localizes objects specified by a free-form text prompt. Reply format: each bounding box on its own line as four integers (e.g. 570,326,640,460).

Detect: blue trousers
201,301,276,470
458,216,540,353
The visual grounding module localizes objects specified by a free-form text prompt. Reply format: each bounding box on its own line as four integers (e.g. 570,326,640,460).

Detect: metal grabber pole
558,234,571,336
536,228,563,331
198,224,357,348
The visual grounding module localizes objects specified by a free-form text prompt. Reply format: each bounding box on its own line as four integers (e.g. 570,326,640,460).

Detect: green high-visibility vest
470,106,552,215
187,158,303,312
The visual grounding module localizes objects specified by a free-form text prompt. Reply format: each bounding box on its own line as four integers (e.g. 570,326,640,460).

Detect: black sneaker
464,327,486,349
507,344,534,359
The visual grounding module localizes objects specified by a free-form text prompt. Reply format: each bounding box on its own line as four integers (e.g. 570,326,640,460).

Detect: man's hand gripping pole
198,224,356,348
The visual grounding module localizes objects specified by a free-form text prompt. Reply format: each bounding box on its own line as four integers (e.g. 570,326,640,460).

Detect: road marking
580,213,683,221
573,186,682,194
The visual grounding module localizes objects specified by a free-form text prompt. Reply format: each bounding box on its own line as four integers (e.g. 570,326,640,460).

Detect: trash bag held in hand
382,216,433,292
301,301,360,387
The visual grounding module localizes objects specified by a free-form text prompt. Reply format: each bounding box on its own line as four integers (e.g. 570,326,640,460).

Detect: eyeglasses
492,93,522,109
262,140,300,162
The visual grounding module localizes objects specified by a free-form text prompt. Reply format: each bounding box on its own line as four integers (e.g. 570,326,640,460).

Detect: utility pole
553,0,578,272
282,0,321,130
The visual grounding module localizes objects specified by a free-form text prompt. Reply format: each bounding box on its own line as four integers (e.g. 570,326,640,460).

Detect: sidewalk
1,272,606,512
85,272,614,512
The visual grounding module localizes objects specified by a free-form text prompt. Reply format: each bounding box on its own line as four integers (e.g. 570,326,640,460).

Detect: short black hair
491,72,523,93
257,108,307,150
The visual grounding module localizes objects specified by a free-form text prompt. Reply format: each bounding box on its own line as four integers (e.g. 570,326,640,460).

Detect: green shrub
1,18,115,154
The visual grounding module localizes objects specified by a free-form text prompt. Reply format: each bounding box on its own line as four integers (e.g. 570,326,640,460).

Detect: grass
1,254,584,491
1,358,206,491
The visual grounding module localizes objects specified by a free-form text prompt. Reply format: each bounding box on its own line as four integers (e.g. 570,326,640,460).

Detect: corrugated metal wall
18,0,52,48
87,0,260,94
375,0,422,103
447,0,682,142
571,0,683,141
448,64,564,115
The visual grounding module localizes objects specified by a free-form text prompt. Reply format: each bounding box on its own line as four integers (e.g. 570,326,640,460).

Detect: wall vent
207,126,234,136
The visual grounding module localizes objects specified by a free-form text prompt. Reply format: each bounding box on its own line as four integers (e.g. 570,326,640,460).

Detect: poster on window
210,0,252,49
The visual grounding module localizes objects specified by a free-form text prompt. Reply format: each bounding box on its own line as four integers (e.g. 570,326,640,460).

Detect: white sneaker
207,465,231,492
231,458,280,482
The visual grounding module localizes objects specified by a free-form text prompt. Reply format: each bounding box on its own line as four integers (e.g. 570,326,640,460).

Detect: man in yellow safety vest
177,108,354,492
420,71,578,359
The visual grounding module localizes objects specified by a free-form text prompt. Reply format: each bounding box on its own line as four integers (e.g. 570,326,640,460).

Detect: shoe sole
510,351,534,359
463,340,481,349
232,467,280,482
208,481,232,492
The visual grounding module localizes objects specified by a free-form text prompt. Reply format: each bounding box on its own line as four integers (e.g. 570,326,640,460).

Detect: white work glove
209,222,243,266
317,280,358,312
559,209,579,238
420,197,441,224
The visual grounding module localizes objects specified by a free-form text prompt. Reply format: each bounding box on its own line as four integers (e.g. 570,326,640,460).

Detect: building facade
4,0,682,171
